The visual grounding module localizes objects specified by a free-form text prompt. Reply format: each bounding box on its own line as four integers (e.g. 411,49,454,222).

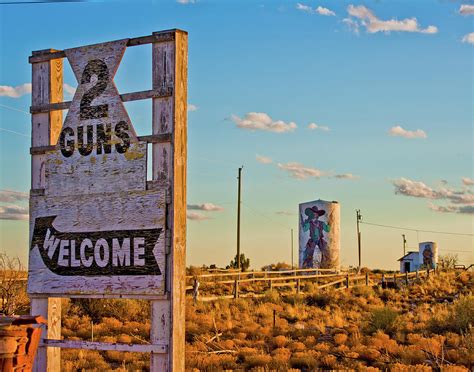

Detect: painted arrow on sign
31,216,163,276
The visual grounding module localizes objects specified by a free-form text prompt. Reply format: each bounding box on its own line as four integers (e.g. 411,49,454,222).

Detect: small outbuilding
398,251,420,273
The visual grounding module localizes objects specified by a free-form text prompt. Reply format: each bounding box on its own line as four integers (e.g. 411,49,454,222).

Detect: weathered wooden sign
28,39,166,296
28,30,187,371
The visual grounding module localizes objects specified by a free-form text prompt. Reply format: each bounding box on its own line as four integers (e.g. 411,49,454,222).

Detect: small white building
398,251,420,273
398,241,438,273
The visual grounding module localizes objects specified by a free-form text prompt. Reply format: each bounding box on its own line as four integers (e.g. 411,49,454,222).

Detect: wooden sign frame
28,30,187,371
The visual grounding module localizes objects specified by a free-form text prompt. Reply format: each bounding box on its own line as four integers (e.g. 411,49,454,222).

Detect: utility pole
402,234,407,256
356,209,362,269
236,166,243,270
291,228,294,269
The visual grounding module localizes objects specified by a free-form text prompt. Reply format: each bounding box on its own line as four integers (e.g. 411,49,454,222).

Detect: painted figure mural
299,200,340,270
422,244,434,268
301,206,330,268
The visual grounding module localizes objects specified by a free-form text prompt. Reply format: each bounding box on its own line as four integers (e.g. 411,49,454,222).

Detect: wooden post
365,272,369,286
30,51,63,372
151,301,170,372
416,269,419,279
427,269,430,279
381,273,385,287
151,29,188,371
273,310,276,328
405,272,409,286
345,274,349,289
31,298,61,372
233,279,239,299
296,279,301,294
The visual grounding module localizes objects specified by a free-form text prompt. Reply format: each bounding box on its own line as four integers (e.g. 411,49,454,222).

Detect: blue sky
0,0,473,270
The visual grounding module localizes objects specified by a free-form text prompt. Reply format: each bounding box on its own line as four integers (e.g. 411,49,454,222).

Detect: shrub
288,341,306,352
366,307,398,334
450,296,474,332
320,354,337,368
245,353,272,367
289,353,317,369
272,335,288,348
334,333,348,345
305,292,332,307
429,296,474,334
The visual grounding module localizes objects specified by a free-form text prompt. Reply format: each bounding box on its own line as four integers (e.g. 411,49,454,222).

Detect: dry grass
53,270,474,370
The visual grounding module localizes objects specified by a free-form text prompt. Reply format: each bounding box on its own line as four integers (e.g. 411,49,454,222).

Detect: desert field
48,269,473,371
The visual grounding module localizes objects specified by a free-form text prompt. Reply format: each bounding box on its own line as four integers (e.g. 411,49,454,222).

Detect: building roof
398,251,419,261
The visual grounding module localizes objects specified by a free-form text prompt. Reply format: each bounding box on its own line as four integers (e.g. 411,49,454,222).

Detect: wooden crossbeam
41,339,167,353
30,88,173,114
30,133,172,155
28,30,180,63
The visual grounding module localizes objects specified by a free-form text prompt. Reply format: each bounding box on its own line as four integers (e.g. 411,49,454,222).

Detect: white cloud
346,5,438,35
0,83,32,98
296,3,312,13
392,177,474,214
0,190,28,203
187,203,224,212
388,125,427,139
231,112,297,133
277,162,358,181
308,123,329,131
334,173,359,180
462,177,474,186
63,83,76,97
429,203,474,215
0,205,28,220
188,104,198,112
278,162,326,180
177,0,195,3
392,178,439,199
462,32,474,44
256,154,272,164
343,18,360,34
316,6,335,16
459,4,474,15
297,4,335,16
186,211,211,221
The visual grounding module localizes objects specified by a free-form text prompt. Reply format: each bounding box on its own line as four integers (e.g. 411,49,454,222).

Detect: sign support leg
31,298,61,372
151,300,170,371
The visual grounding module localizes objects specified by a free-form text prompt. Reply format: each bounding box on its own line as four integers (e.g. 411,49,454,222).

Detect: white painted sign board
28,40,166,296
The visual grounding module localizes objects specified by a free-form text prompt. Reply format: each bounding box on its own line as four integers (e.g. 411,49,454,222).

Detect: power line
0,127,30,138
360,221,474,237
0,103,29,115
241,202,291,230
439,249,473,253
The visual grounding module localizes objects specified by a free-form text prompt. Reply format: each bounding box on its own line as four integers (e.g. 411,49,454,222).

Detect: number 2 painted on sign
80,59,109,120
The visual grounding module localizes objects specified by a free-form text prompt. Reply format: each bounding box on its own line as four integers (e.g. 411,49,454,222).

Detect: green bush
430,295,474,334
366,307,398,334
451,296,474,332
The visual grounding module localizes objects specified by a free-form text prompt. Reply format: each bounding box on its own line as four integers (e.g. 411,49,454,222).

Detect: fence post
427,269,430,279
345,274,349,289
416,269,419,280
405,272,409,286
393,273,397,288
382,273,385,288
365,272,369,286
273,309,276,328
296,279,301,294
233,279,239,299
